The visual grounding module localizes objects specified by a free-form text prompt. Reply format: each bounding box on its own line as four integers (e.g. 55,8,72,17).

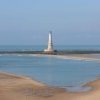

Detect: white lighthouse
44,31,54,53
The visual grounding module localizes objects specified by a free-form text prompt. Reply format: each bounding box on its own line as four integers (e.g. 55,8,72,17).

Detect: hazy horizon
0,0,100,45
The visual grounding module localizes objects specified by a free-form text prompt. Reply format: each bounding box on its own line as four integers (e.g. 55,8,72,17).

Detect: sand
32,54,100,62
0,54,100,100
0,72,100,100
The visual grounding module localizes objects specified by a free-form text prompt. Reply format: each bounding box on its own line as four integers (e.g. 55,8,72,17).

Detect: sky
0,0,100,45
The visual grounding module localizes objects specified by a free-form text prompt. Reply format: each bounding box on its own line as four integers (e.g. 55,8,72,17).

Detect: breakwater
0,50,100,55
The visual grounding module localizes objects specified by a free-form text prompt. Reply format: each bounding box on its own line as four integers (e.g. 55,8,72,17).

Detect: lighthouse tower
44,31,54,53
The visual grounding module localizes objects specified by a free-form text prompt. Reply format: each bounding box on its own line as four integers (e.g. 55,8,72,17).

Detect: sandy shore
0,73,100,100
56,54,100,62
32,54,100,62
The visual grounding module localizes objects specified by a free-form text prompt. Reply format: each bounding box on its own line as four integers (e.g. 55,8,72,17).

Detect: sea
0,45,100,92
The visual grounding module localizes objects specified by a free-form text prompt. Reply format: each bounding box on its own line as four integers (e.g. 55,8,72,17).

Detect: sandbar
0,72,100,100
32,54,100,62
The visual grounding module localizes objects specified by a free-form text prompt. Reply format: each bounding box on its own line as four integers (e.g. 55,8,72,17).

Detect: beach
0,72,100,100
32,54,100,62
0,54,100,100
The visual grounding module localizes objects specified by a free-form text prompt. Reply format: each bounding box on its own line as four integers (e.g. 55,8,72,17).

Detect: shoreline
1,53,100,62
0,54,100,99
0,72,100,100
32,54,100,62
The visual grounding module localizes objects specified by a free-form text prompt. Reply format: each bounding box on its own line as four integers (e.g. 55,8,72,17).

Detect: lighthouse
44,31,54,53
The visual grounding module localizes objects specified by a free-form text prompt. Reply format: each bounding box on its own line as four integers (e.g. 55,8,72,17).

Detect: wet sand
56,54,100,62
0,72,100,100
33,54,100,62
0,54,100,100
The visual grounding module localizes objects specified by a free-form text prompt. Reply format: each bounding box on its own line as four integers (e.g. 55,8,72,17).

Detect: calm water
0,45,100,92
0,45,100,51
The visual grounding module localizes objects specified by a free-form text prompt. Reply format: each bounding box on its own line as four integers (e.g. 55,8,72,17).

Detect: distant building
44,31,55,53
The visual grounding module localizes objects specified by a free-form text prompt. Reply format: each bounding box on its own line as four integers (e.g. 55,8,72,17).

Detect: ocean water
0,45,100,51
0,45,100,92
